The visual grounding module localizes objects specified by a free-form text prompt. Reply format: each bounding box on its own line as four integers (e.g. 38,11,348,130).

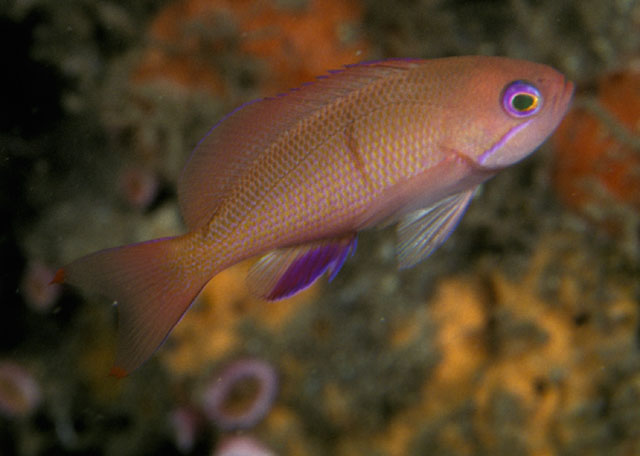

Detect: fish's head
448,57,574,170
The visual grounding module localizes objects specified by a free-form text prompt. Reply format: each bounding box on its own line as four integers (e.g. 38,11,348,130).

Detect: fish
53,56,574,376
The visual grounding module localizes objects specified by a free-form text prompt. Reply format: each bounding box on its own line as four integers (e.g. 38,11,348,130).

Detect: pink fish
54,56,574,376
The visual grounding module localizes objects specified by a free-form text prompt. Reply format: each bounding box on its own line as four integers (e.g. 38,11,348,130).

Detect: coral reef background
1,0,639,455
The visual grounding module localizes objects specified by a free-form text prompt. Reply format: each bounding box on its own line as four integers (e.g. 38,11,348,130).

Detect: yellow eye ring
502,81,543,117
511,93,538,112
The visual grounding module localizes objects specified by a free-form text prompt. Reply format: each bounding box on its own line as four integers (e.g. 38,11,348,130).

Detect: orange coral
551,66,640,234
374,233,638,455
234,0,369,91
133,0,369,96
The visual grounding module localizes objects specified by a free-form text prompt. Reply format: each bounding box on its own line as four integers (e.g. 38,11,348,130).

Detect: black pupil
512,93,534,111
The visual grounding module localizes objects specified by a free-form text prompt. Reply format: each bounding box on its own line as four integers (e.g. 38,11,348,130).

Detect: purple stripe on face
477,119,532,165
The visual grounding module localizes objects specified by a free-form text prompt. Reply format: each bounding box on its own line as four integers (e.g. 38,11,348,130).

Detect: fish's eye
501,81,542,118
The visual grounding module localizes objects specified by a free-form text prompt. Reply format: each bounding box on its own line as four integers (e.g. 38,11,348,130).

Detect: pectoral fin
248,235,358,300
396,189,477,269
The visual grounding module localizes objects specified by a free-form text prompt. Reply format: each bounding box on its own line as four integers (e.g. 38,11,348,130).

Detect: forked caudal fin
53,235,214,377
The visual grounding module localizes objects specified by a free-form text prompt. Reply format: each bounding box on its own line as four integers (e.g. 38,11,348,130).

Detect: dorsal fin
177,59,422,230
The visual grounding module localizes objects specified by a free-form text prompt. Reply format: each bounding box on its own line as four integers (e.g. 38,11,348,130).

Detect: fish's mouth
564,78,575,98
556,78,575,114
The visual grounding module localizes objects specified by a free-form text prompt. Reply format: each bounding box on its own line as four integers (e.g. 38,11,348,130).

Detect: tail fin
54,235,214,376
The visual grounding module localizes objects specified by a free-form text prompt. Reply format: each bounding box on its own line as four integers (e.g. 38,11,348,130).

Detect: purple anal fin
327,236,357,282
248,235,357,301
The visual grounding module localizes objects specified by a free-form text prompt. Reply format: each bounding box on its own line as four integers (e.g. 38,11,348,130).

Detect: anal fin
247,234,357,300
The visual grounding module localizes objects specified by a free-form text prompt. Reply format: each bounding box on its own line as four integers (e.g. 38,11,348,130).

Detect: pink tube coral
213,436,275,456
202,358,278,431
0,361,41,418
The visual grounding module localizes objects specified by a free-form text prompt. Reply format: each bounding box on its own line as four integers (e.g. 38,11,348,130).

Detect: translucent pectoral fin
248,234,358,301
396,188,477,269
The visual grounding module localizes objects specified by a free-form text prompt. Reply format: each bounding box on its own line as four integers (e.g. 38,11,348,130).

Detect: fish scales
211,66,441,253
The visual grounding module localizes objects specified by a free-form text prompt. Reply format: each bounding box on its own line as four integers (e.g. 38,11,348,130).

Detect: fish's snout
558,78,575,113
562,76,575,99
549,76,574,116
